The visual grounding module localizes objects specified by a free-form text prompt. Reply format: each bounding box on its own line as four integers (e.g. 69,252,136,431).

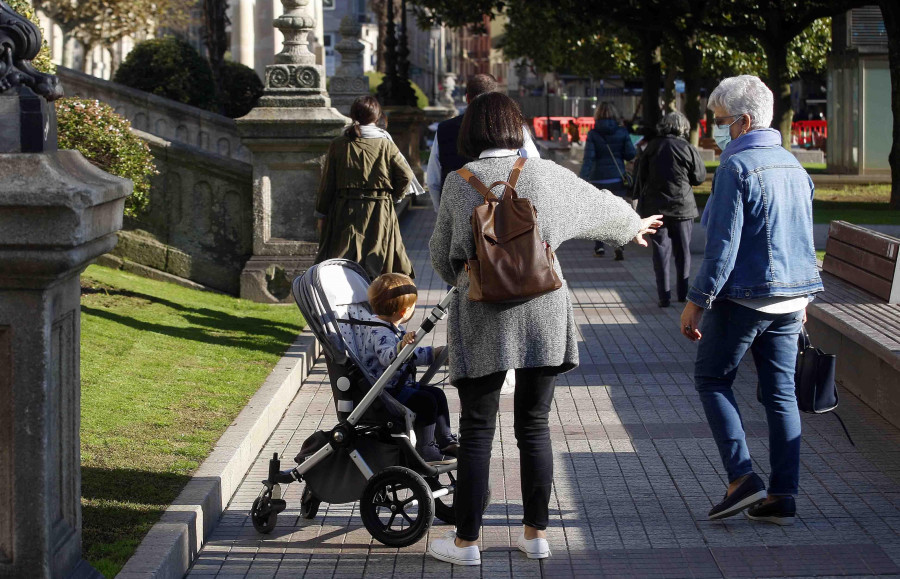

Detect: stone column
0,5,131,577
237,0,348,303
232,0,256,71
330,15,370,115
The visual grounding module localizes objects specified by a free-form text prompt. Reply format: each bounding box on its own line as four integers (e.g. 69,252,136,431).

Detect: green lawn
693,184,898,225
80,265,304,577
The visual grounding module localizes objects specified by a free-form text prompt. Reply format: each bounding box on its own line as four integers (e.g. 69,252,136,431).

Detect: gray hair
708,75,774,130
656,111,690,139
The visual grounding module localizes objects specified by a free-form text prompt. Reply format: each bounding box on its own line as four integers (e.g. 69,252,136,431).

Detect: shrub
219,60,264,118
56,98,157,217
365,71,429,109
114,37,217,111
6,0,55,75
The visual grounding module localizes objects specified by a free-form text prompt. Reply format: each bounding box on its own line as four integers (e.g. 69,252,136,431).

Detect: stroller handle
345,287,458,427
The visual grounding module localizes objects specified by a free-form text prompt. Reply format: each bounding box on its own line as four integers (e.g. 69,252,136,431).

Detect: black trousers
402,385,454,448
453,367,557,541
650,216,693,302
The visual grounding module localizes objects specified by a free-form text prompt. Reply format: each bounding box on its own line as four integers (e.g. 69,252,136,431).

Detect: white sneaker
516,532,551,559
428,530,481,565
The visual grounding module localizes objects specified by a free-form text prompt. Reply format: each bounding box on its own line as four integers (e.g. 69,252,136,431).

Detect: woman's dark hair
345,95,382,139
457,92,525,159
656,111,690,139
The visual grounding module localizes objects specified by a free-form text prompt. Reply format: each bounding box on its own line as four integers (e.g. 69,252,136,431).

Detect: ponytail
345,120,362,139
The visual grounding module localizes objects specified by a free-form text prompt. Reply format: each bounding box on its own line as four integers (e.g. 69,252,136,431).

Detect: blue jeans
695,300,804,495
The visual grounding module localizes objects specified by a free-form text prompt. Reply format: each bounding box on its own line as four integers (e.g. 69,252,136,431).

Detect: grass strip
80,265,304,577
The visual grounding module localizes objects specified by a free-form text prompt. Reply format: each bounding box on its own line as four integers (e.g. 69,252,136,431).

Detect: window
323,0,335,9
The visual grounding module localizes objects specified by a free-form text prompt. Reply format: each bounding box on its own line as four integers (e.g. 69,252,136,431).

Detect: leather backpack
456,157,562,303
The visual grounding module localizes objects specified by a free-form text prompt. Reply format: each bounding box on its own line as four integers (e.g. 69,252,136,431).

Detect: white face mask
713,115,745,151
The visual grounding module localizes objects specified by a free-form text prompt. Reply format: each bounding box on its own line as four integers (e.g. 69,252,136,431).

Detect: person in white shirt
425,73,539,211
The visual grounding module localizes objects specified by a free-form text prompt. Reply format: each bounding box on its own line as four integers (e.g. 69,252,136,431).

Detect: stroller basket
249,259,473,548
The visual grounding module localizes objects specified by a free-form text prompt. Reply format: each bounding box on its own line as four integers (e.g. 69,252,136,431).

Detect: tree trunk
881,0,900,209
203,0,229,115
682,42,703,147
639,33,663,136
763,39,793,149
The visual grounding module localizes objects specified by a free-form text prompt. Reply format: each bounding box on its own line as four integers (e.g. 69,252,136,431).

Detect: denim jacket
688,128,823,308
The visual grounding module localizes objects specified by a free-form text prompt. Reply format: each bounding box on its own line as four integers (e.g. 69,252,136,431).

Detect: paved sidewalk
189,205,900,578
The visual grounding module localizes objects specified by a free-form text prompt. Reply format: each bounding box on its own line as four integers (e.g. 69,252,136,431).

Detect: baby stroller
249,259,482,547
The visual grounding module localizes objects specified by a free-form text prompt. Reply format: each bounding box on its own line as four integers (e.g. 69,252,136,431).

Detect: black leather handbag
795,326,838,413
757,325,854,444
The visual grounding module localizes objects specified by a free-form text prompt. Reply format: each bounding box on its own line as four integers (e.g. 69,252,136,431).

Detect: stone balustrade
57,66,251,163
107,130,254,295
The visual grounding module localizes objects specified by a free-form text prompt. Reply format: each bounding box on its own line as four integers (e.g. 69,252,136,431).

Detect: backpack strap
456,157,527,202
456,168,493,203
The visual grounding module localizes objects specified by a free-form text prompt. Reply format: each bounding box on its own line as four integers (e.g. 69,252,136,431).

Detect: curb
116,331,321,578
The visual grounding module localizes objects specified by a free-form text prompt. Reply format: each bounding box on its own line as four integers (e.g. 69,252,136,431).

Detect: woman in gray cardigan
427,93,661,566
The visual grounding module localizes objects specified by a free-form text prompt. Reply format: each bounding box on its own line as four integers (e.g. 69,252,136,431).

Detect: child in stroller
362,273,459,464
249,259,488,548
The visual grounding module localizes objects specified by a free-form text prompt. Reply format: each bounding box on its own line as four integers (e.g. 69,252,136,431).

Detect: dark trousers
402,385,454,448
650,216,693,302
593,182,629,253
453,367,557,541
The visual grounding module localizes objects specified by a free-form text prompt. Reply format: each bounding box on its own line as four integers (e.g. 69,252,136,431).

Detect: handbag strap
456,157,526,202
799,324,812,350
597,133,628,183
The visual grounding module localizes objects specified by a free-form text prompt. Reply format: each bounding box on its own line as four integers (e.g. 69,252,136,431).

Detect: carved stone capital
0,1,62,101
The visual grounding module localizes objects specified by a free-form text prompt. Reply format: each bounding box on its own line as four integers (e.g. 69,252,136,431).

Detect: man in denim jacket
680,75,824,526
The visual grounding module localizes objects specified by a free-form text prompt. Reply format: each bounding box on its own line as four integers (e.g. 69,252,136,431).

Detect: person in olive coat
315,96,417,279
634,111,707,307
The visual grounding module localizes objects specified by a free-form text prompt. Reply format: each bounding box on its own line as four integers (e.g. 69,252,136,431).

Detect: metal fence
512,92,642,121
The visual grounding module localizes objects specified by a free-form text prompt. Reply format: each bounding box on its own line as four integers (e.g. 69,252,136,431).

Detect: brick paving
188,204,900,578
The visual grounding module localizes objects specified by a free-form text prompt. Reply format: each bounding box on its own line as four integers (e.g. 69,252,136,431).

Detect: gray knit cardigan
429,155,643,382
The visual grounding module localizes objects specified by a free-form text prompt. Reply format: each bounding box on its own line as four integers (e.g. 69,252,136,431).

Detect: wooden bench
823,220,900,303
808,221,900,428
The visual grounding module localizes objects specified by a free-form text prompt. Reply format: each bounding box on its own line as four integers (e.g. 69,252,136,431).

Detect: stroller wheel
251,496,283,534
428,472,491,525
300,485,321,520
360,466,434,547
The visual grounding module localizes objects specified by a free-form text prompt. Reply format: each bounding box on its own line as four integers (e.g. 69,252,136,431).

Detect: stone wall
57,67,250,162
110,130,254,295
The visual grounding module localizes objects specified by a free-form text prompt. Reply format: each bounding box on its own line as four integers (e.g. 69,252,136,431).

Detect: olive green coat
315,135,415,279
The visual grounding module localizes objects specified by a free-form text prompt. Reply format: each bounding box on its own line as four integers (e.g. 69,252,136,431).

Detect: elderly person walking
580,101,637,259
634,111,707,307
428,92,661,565
680,75,823,525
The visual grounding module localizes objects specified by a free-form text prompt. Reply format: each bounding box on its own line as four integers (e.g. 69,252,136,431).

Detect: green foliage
499,0,637,78
79,265,304,576
6,0,55,74
219,60,264,118
113,37,217,112
56,98,156,217
365,71,430,109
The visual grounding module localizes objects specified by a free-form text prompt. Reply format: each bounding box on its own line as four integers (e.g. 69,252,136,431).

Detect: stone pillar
0,6,131,577
330,16,370,115
237,0,348,303
385,106,426,182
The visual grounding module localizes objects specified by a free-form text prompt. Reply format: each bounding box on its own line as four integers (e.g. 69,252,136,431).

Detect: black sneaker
614,248,625,261
708,473,767,520
658,299,671,308
746,495,796,526
439,433,459,457
594,247,605,257
421,441,456,465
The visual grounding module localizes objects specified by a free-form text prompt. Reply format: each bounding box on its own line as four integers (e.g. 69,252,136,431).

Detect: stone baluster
330,15,370,116
0,3,131,577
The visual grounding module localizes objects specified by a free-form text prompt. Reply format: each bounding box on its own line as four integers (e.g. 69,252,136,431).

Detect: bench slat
822,257,893,301
824,238,897,281
829,221,900,261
